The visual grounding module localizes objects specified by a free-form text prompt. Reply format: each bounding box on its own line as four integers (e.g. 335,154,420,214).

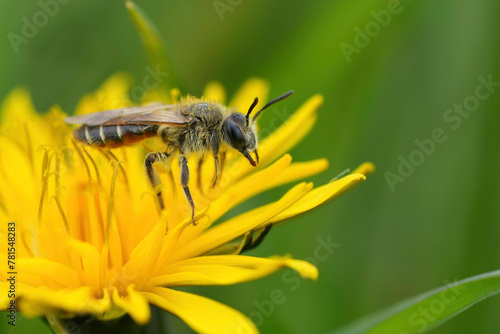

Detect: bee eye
225,120,245,150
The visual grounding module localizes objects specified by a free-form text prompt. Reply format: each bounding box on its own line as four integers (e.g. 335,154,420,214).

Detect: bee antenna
253,90,294,121
246,97,259,126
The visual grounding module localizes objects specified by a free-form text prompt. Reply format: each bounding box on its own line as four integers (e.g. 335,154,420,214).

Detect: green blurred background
1,0,499,333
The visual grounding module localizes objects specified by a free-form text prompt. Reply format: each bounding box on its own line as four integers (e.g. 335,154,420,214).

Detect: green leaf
125,1,178,89
330,270,500,334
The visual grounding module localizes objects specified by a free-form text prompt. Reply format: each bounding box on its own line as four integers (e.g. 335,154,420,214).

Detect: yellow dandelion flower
0,75,374,334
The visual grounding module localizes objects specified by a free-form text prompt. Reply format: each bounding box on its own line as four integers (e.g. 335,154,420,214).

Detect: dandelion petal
112,286,150,324
151,254,318,286
144,287,258,334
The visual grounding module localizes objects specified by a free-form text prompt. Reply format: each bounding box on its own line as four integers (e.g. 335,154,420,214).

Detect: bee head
222,112,258,166
222,90,294,167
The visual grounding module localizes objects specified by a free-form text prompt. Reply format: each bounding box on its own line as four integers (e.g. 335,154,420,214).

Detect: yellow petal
0,87,39,128
271,173,366,225
112,285,151,324
269,255,318,280
151,254,317,286
0,89,49,184
15,284,110,317
108,213,123,272
352,161,376,176
74,73,133,115
0,282,12,309
144,287,258,334
0,137,38,218
203,81,226,103
66,239,101,289
258,94,323,166
203,154,292,224
153,219,194,276
229,77,270,112
178,158,328,248
122,217,167,287
266,159,329,189
17,258,80,289
172,182,313,261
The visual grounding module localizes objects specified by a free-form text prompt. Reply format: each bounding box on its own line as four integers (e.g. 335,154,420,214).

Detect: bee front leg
211,131,220,187
197,157,204,193
145,152,170,212
179,154,196,225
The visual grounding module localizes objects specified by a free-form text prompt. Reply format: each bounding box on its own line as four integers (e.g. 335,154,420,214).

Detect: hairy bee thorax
159,99,229,156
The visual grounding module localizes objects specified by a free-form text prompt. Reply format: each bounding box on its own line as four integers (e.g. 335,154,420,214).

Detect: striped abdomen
73,124,159,148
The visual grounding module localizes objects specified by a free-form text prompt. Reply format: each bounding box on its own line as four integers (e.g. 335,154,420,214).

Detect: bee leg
211,131,220,187
179,155,196,225
220,151,226,175
197,157,204,194
212,155,220,187
145,152,170,211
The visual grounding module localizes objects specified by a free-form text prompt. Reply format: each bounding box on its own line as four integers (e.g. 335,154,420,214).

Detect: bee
64,90,294,224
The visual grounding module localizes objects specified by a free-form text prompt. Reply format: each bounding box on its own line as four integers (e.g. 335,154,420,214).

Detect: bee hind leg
179,155,196,225
145,152,170,212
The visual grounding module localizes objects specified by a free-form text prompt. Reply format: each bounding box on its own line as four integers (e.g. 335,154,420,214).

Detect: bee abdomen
73,124,159,148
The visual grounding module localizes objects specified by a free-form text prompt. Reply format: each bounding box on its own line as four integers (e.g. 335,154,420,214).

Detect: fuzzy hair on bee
64,90,294,224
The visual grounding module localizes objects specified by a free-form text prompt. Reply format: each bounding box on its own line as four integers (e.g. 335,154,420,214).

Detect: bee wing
64,103,188,126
